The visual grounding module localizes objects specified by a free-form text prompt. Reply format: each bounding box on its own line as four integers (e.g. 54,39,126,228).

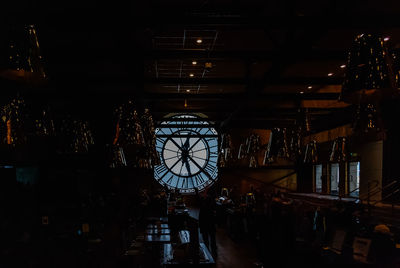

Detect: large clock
154,115,218,194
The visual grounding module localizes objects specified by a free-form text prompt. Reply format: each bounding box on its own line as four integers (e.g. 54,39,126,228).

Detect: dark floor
191,207,260,268
213,227,259,268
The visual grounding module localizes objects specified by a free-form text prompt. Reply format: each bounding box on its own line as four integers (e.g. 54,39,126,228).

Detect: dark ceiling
2,0,400,133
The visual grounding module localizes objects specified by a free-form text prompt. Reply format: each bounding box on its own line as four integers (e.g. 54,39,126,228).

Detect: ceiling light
189,73,194,77
300,91,304,94
307,86,312,89
384,36,390,42
192,61,197,65
340,64,346,69
186,89,190,93
196,38,202,44
328,73,334,76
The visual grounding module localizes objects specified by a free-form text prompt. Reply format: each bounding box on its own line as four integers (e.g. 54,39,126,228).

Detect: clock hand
183,136,190,150
170,138,183,151
184,158,192,176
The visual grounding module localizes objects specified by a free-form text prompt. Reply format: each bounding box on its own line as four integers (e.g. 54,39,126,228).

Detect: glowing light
196,38,203,44
192,61,197,65
308,86,312,89
186,89,190,92
384,37,390,42
340,65,346,69
189,73,194,77
328,73,334,76
300,91,304,94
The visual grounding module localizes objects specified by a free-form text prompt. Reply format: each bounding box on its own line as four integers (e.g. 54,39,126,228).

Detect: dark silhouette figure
198,190,218,258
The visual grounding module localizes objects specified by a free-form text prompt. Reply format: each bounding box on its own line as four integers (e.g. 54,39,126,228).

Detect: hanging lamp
341,34,397,103
0,25,46,84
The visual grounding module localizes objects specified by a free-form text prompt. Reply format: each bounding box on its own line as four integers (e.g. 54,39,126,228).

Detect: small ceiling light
384,36,390,42
340,64,346,69
192,61,197,65
186,89,190,93
307,86,312,89
328,73,334,76
189,73,194,77
300,91,304,94
196,38,203,44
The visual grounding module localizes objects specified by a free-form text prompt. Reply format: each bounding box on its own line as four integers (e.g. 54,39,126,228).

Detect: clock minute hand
184,158,192,176
183,136,190,150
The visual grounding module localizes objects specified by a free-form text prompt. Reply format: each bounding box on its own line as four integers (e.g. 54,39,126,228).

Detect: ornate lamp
303,140,318,164
141,108,161,167
263,128,290,165
246,133,260,168
0,25,46,84
218,133,234,167
329,137,348,162
35,108,55,137
111,100,149,168
341,34,397,103
71,120,94,153
0,96,27,145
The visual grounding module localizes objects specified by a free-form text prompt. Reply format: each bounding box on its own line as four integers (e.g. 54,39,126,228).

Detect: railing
236,170,297,193
372,180,400,205
353,180,400,217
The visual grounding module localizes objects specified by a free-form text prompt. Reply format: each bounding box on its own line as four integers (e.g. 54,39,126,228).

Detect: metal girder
144,49,347,61
144,77,343,85
143,92,340,101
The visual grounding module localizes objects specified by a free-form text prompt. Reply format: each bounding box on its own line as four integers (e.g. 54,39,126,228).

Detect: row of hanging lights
0,24,159,168
218,32,399,168
341,33,400,141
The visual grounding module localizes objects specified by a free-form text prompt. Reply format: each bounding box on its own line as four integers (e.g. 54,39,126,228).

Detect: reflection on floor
213,227,259,268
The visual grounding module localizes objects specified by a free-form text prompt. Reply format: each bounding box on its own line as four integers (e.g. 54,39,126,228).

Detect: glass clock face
154,115,218,194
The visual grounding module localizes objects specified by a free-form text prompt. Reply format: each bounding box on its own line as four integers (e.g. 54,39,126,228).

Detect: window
330,163,340,195
154,114,218,194
314,164,322,193
349,162,360,197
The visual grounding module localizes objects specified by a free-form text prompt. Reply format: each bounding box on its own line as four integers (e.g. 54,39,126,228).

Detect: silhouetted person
198,190,217,258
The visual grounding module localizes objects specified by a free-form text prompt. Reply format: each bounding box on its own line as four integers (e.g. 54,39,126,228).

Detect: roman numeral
165,175,174,184
209,151,218,159
155,165,167,174
204,164,216,176
156,137,166,144
194,174,205,186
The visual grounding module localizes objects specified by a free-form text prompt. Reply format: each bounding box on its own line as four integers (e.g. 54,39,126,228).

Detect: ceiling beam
142,92,341,101
144,77,343,85
144,49,348,61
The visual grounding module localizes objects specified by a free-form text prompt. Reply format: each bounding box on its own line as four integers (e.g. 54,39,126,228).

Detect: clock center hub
181,149,190,161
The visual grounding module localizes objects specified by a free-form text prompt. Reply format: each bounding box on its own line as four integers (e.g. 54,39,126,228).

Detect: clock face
154,115,218,194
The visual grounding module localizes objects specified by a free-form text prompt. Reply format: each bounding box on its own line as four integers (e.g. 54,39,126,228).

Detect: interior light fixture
328,73,334,76
196,38,202,44
186,89,190,93
189,73,194,77
307,86,312,89
300,91,304,94
384,37,390,42
192,61,197,65
340,65,346,69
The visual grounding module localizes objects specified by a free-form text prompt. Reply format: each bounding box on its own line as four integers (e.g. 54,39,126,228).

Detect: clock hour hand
182,136,192,175
184,158,192,176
